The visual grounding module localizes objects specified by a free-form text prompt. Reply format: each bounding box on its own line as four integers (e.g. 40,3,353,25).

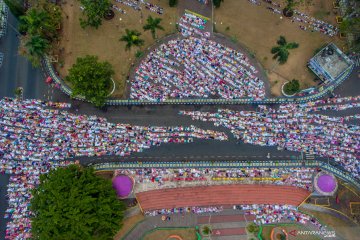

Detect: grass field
214,0,345,96
143,228,197,240
114,214,145,240
55,0,178,98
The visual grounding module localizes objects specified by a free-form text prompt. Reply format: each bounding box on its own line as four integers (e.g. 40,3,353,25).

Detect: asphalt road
0,12,47,100
0,174,9,240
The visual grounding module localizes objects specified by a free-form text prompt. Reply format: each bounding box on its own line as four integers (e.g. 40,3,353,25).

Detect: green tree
340,18,360,35
271,36,299,64
284,79,300,95
31,164,125,240
3,0,25,18
25,35,49,56
19,5,61,41
213,0,224,8
19,9,47,35
21,35,50,66
169,0,178,7
14,87,23,99
120,29,145,51
143,16,164,39
283,0,302,16
66,55,114,107
78,0,111,29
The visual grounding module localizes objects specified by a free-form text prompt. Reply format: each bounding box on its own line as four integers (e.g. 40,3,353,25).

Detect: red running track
136,184,310,211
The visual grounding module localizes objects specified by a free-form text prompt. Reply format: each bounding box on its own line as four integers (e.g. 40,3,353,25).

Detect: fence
0,0,8,38
0,51,3,68
90,159,360,190
42,56,355,106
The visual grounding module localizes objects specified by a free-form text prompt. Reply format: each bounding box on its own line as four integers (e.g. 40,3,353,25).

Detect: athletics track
136,185,309,211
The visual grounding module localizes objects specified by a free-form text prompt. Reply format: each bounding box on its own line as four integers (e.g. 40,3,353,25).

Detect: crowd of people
145,203,326,233
180,12,207,30
247,0,338,36
180,95,360,180
116,167,314,191
144,206,223,216
1,160,71,239
0,97,228,239
112,4,127,14
131,12,265,101
113,0,163,14
239,204,326,231
0,98,227,162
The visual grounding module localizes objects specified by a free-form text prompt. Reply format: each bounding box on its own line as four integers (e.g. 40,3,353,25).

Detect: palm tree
25,35,50,57
283,0,301,17
119,29,144,51
271,36,299,64
19,9,47,36
143,16,164,39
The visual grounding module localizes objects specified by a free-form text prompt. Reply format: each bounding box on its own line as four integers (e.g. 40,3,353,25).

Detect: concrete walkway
123,213,197,240
124,209,253,240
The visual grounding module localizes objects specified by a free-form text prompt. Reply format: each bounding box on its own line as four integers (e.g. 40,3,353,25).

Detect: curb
281,81,296,97
42,55,355,106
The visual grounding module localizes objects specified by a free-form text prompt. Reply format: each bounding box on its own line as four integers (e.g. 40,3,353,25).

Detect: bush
202,225,212,235
169,0,178,7
135,50,144,58
283,79,300,95
246,223,260,233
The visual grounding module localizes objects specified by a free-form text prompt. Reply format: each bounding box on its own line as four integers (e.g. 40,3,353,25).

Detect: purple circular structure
112,175,133,198
317,174,336,193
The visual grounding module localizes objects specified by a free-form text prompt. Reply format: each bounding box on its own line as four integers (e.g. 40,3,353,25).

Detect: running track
136,185,310,211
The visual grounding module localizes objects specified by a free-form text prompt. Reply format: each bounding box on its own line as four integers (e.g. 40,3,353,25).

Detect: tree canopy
18,1,61,66
143,16,164,39
169,0,178,7
283,0,302,17
3,0,25,18
78,0,111,29
283,79,300,95
66,55,114,107
213,0,224,8
120,29,145,51
22,34,50,66
31,164,125,240
19,3,61,41
271,36,299,64
339,18,360,52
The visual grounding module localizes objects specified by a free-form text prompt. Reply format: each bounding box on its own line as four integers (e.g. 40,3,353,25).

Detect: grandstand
136,185,310,211
308,43,353,84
